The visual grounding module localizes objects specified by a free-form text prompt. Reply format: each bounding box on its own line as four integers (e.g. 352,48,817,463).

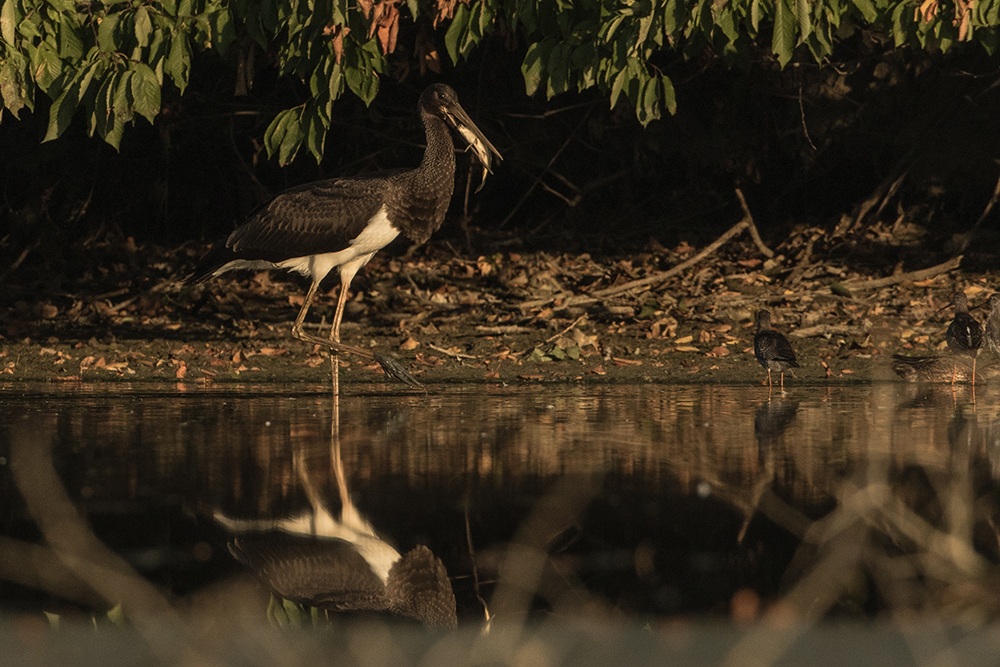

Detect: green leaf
59,21,85,60
112,70,134,121
609,67,628,109
715,5,738,43
521,38,554,96
265,108,303,164
891,2,911,46
106,604,126,627
98,12,120,52
267,595,289,629
795,0,812,40
211,8,236,54
282,599,304,626
851,0,878,23
750,0,762,32
663,0,679,35
662,75,676,114
134,7,152,47
33,40,62,93
44,82,80,142
130,62,160,123
572,43,597,88
640,77,661,123
0,0,15,46
305,104,327,163
18,10,41,40
772,0,796,67
547,43,569,97
526,347,552,363
0,61,25,117
445,2,471,65
165,30,191,92
600,14,625,43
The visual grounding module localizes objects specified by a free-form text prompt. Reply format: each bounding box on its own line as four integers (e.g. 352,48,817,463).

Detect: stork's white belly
216,206,399,283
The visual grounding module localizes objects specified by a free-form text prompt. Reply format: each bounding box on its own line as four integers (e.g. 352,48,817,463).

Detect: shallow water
0,381,998,625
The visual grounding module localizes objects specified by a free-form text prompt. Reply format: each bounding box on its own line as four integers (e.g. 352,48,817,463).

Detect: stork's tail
184,243,236,285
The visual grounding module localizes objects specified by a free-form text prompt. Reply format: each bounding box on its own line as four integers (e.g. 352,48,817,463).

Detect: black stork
943,291,982,385
753,309,799,390
185,84,501,384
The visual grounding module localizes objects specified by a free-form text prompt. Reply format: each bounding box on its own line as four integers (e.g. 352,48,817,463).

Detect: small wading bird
185,84,501,386
984,293,1000,360
753,309,799,390
943,291,983,385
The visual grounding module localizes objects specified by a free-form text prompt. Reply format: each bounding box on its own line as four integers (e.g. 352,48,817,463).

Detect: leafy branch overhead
1,0,997,162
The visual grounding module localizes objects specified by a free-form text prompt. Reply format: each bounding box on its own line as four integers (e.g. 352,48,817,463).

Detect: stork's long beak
441,101,502,192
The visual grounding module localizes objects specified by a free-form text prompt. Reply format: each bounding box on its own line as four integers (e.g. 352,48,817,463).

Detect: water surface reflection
1,382,999,629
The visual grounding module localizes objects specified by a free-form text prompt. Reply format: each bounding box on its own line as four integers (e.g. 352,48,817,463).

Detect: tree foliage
1,0,998,164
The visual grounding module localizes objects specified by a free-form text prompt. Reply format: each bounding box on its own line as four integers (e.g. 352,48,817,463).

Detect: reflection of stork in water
215,437,457,628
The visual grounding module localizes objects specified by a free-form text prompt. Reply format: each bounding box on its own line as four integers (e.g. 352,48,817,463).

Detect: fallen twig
791,323,865,338
428,343,478,360
734,187,774,258
476,325,536,335
519,210,768,311
839,255,963,292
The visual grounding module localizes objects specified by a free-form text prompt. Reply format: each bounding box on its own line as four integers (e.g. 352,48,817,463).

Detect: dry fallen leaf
400,337,420,350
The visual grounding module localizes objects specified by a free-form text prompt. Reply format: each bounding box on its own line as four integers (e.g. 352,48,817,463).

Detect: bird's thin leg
972,357,977,386
327,270,357,396
328,275,352,345
780,371,785,390
290,281,321,341
767,369,772,388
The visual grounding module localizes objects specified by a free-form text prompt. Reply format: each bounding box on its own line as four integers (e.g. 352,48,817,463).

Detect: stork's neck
385,110,457,245
418,111,456,181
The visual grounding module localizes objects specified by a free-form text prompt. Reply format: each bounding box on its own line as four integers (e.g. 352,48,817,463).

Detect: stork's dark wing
384,545,457,628
229,532,389,611
186,172,405,283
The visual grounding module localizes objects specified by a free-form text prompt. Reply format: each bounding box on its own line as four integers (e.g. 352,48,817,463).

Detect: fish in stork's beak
429,84,503,192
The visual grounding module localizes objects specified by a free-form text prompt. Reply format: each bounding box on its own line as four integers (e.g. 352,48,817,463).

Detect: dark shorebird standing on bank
984,293,1000,361
753,309,799,389
944,291,983,385
185,84,501,387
